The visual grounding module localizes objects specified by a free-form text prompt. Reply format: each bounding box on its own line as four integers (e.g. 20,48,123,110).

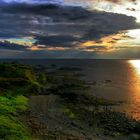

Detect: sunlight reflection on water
129,60,140,75
127,60,140,120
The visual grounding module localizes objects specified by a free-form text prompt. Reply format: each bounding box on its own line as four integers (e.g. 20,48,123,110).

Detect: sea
1,59,140,120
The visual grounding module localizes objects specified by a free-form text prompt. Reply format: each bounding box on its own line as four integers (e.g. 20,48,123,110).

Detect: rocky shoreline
0,62,140,140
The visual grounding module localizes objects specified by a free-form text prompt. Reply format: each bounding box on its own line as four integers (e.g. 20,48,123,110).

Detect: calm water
1,59,140,120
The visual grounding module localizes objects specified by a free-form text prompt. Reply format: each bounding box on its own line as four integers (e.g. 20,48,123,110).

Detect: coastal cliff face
0,62,140,140
0,63,43,140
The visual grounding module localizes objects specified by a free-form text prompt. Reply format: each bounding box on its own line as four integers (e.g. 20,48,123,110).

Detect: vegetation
0,62,47,140
0,62,42,92
0,95,30,140
0,62,140,140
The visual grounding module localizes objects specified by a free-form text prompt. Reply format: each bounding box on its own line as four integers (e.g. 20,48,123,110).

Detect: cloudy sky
0,0,140,58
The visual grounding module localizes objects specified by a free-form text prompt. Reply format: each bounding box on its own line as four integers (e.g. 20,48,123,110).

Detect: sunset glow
0,0,140,58
1,1,140,137
129,60,140,75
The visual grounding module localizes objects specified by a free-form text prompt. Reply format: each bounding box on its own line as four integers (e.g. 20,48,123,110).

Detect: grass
0,95,31,140
0,63,46,140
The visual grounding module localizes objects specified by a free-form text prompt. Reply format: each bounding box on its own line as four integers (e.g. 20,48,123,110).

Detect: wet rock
105,80,112,83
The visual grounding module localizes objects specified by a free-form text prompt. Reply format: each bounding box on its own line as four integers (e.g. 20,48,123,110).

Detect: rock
105,80,112,83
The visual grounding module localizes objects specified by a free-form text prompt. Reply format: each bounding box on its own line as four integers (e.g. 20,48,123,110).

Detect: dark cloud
83,13,139,41
34,35,79,47
0,3,140,58
0,4,93,38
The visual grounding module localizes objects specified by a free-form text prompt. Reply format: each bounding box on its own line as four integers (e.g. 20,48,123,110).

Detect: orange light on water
127,60,140,120
129,60,140,75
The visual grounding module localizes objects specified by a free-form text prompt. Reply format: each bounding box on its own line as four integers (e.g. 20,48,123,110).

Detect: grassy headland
0,62,45,140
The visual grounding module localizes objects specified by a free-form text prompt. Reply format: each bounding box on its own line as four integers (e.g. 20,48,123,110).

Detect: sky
0,0,140,58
